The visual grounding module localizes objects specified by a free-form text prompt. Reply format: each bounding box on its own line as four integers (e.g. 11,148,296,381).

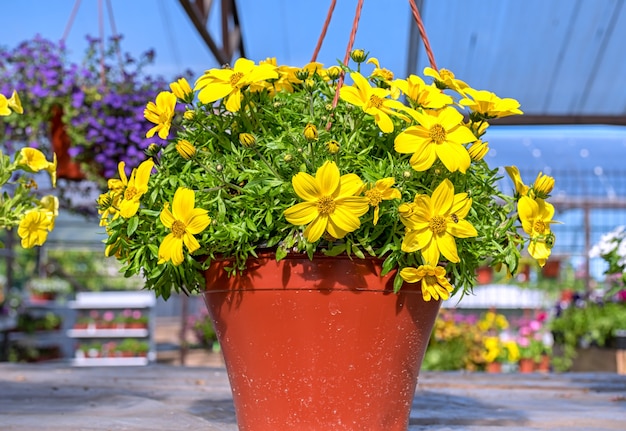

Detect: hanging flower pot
50,105,85,181
202,252,441,431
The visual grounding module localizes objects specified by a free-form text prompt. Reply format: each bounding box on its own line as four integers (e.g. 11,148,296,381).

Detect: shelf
67,328,149,338
9,331,67,346
70,291,156,309
72,356,149,367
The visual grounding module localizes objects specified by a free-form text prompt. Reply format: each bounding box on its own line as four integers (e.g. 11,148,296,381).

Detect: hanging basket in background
50,105,85,181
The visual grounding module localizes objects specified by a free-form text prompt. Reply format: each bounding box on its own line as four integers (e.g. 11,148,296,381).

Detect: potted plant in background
25,276,71,302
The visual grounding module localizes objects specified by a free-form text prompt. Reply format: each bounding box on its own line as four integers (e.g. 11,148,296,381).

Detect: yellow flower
176,139,196,159
339,72,410,133
15,148,55,173
169,77,193,101
0,93,9,116
118,159,154,218
17,210,52,248
158,187,211,265
8,90,23,114
399,264,453,301
468,140,489,161
394,107,476,173
393,75,452,109
424,67,470,94
194,58,278,112
483,336,501,363
364,177,401,225
145,91,177,139
505,166,530,197
40,195,59,230
284,160,369,242
399,179,477,265
504,340,520,362
303,123,318,141
459,88,523,118
518,196,555,266
533,172,555,198
367,57,394,82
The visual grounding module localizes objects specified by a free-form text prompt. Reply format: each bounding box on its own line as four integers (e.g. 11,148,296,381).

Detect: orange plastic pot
202,253,441,431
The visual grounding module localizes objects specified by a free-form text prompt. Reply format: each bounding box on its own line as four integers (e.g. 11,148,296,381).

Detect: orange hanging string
61,0,83,41
311,0,337,63
408,0,437,70
329,0,364,112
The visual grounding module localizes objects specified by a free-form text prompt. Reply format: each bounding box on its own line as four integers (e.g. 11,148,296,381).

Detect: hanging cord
62,0,83,41
312,0,436,126
408,0,437,70
329,0,364,113
310,0,337,63
105,0,126,72
98,0,107,87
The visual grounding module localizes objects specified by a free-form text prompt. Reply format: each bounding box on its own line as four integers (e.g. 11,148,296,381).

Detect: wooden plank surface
1,363,625,430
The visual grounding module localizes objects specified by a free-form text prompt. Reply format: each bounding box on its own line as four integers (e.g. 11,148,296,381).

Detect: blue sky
0,0,411,78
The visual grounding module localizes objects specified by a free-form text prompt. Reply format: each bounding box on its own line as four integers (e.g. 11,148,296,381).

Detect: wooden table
1,362,625,430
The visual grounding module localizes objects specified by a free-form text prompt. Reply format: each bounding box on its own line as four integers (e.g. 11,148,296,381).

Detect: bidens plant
99,50,557,300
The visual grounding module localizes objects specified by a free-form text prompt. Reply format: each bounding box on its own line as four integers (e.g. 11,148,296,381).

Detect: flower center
425,275,438,285
369,95,384,109
534,220,546,233
124,187,138,201
317,196,336,215
439,69,455,81
172,220,187,238
429,124,447,144
230,72,244,87
365,189,383,206
429,215,447,234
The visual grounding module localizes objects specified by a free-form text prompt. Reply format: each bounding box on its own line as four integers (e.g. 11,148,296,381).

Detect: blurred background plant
0,35,176,195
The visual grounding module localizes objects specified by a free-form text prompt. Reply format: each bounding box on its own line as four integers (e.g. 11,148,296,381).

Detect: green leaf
393,273,404,293
127,216,139,237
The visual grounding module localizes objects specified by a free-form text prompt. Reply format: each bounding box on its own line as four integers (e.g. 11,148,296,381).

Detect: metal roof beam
178,0,245,66
491,114,626,126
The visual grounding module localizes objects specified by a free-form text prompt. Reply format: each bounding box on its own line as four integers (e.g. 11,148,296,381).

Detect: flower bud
295,69,310,81
215,164,223,172
303,123,318,141
283,154,293,163
304,79,316,91
175,139,196,159
183,110,195,120
169,77,193,102
239,132,256,147
325,140,340,155
326,66,342,81
350,49,367,63
468,140,489,161
402,170,412,179
533,172,555,198
145,143,162,158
